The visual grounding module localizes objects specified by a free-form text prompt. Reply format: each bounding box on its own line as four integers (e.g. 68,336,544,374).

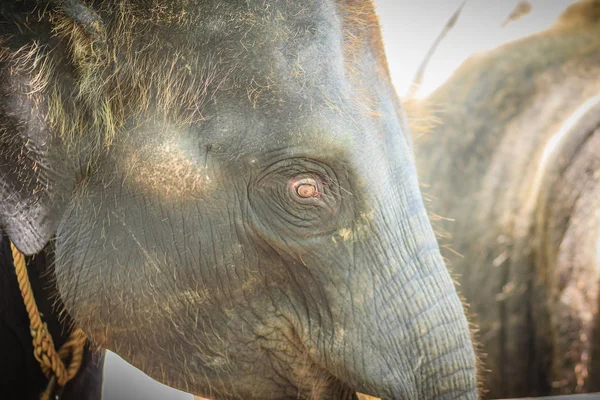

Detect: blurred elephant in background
409,0,600,398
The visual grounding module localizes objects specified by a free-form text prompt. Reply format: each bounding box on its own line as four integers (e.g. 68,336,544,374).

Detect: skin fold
408,0,600,398
0,1,479,399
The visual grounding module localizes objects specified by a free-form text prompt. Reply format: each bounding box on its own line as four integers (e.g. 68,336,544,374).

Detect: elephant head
0,1,479,398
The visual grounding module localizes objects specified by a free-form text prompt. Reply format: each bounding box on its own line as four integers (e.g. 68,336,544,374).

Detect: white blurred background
379,0,578,98
102,1,578,398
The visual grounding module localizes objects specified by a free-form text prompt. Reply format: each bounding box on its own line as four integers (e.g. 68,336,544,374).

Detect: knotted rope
10,241,87,400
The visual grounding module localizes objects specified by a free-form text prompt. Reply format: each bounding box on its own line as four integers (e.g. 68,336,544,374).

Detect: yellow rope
10,241,87,399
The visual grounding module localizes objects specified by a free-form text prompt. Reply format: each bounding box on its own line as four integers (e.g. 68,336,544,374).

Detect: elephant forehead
116,123,219,202
200,106,361,158
117,112,358,172
116,1,347,98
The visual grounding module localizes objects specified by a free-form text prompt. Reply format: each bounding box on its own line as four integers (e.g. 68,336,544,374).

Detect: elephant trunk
311,216,480,398
350,251,479,399
299,135,480,398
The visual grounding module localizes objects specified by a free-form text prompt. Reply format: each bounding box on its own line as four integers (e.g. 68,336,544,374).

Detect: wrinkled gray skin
410,1,600,398
0,1,478,399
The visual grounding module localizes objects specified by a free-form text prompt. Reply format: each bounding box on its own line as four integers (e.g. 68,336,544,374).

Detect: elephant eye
297,182,318,198
290,177,320,200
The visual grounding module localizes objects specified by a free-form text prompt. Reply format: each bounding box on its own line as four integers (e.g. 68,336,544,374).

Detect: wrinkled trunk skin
337,248,478,400
300,138,479,399
408,2,600,397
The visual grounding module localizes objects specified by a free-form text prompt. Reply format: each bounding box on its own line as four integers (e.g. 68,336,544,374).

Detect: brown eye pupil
296,183,317,198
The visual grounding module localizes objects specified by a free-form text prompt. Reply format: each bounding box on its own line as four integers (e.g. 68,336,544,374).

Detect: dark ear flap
0,38,64,254
0,1,105,255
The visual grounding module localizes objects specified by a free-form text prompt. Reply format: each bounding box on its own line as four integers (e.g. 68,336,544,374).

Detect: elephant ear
0,44,63,255
0,1,105,255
